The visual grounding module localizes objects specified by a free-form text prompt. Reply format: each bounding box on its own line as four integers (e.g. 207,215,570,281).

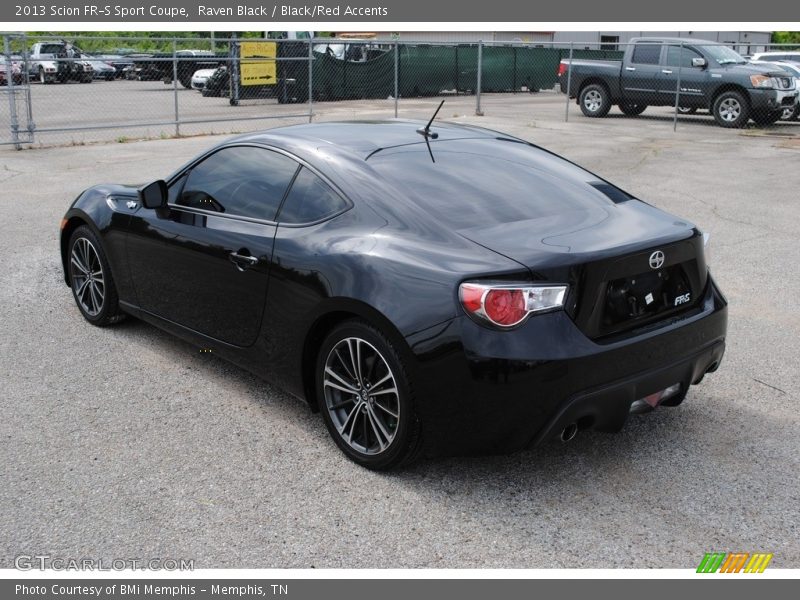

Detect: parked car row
558,38,799,127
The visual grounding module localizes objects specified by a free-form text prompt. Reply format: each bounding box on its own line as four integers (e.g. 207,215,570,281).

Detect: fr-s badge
674,293,691,306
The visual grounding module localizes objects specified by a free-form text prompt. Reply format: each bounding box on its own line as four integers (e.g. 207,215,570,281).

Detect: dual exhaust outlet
560,422,579,443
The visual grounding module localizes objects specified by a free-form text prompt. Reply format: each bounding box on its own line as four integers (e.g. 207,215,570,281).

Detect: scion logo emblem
649,250,665,270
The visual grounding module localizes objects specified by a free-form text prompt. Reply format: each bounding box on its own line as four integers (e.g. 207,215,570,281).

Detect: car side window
167,173,187,204
177,146,299,221
631,43,662,65
277,167,349,224
665,45,703,68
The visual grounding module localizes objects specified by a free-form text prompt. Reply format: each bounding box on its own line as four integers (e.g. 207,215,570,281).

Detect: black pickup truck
559,37,798,127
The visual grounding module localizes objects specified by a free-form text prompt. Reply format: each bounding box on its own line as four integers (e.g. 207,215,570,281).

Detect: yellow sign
240,41,277,86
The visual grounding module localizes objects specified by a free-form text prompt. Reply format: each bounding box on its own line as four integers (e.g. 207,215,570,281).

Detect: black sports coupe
60,119,727,470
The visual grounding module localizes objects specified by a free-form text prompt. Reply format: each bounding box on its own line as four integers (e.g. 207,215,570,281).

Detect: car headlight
459,282,568,328
750,74,777,88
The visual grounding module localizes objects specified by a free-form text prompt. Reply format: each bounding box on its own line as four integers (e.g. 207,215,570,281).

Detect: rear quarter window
631,43,662,65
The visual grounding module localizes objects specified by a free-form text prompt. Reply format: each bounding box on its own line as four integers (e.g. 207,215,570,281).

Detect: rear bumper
406,275,728,458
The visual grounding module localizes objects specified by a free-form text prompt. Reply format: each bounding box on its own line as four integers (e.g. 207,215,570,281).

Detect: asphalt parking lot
1,103,799,568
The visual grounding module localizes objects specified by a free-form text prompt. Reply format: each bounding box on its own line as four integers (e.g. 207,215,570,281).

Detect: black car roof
229,120,510,160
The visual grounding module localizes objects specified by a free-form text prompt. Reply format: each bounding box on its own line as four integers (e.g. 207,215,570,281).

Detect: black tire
619,103,647,116
67,226,125,327
579,83,612,118
752,110,783,126
316,319,421,470
712,90,750,128
677,106,697,115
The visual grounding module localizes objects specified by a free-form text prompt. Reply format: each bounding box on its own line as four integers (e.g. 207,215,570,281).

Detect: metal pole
475,40,483,116
308,39,313,123
172,39,180,137
4,35,21,149
565,42,574,123
394,41,399,118
673,41,683,132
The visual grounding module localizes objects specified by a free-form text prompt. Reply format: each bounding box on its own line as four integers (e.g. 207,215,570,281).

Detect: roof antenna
416,100,444,163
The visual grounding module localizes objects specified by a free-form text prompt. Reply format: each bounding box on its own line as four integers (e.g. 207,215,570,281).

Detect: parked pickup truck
559,37,798,128
29,41,93,84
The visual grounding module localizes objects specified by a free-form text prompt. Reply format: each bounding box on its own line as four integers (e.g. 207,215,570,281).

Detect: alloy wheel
70,237,105,317
583,90,603,112
323,337,400,455
719,98,741,122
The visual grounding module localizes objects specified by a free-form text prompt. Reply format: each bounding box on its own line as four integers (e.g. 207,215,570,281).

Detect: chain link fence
1,33,798,148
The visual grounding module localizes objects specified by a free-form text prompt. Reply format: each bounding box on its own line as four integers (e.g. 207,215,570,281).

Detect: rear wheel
317,320,421,470
579,84,612,118
712,90,750,128
68,226,125,327
619,103,647,116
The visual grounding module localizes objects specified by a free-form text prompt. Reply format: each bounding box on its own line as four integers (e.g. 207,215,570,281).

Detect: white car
190,68,219,91
751,51,800,63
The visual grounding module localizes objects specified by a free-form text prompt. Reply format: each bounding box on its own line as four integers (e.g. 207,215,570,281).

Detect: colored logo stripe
744,553,773,573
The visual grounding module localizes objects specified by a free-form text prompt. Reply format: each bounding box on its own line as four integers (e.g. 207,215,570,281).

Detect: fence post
4,35,21,149
172,39,180,137
394,41,399,118
475,40,483,116
565,42,573,123
673,41,683,132
308,39,314,123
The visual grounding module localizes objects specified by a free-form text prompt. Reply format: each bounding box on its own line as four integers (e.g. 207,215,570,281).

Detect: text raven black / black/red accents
60,121,727,470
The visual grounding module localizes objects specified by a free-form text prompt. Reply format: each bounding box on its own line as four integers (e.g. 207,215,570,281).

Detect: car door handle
625,67,636,71
229,251,259,271
662,69,673,74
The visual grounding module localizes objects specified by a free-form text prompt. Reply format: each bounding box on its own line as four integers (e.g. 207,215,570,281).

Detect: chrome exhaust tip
560,422,578,442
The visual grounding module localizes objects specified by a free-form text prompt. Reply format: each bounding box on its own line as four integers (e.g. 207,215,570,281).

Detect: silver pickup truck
29,41,93,84
559,37,798,128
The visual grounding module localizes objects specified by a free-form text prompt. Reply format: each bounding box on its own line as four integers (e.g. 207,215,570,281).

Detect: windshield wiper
416,99,444,163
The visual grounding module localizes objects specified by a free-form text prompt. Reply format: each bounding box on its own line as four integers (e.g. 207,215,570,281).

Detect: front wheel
712,90,750,128
68,226,125,326
579,84,612,118
317,320,421,470
619,103,647,116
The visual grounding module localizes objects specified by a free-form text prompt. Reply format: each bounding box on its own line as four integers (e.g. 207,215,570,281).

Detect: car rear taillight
459,282,568,328
557,62,568,77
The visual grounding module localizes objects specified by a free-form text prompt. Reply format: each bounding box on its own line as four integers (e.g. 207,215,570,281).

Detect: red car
0,60,24,86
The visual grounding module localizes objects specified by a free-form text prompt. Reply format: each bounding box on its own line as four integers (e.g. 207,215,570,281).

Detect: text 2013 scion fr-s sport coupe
60,119,727,470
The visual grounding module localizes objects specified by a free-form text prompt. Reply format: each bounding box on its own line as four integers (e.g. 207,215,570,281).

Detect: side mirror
138,180,168,210
692,57,708,68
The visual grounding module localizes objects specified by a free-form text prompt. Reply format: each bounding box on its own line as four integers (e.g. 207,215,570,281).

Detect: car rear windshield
367,138,630,229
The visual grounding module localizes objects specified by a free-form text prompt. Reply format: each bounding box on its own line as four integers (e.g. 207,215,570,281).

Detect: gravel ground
1,102,798,569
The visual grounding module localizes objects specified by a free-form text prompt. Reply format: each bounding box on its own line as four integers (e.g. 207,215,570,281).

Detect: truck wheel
619,103,647,116
712,90,750,128
579,84,611,118
752,110,783,126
